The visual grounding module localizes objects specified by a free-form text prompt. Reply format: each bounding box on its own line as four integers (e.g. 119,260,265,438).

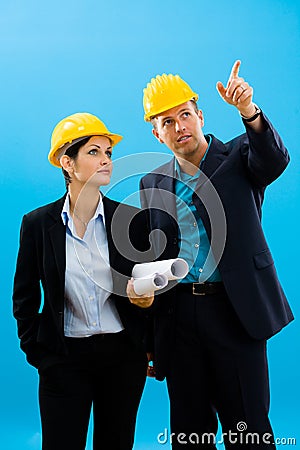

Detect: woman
13,112,154,450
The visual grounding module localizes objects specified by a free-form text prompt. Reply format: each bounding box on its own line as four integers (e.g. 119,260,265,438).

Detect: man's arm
216,60,290,186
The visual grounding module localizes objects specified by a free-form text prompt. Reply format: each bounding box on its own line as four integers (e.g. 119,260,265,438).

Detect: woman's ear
60,155,74,173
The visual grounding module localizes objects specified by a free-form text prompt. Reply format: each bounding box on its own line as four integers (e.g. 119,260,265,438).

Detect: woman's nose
100,155,111,165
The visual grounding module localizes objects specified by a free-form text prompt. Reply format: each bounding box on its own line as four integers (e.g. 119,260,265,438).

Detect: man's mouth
177,135,191,143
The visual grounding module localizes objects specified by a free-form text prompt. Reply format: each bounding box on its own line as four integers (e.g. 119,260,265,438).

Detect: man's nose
175,120,186,133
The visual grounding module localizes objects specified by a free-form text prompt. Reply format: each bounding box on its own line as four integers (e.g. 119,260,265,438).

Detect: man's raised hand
216,60,256,117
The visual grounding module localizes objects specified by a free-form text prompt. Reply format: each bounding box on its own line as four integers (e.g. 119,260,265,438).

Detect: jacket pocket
253,249,274,269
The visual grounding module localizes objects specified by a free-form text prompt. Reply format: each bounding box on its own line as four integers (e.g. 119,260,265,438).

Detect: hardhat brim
48,132,123,168
144,94,199,122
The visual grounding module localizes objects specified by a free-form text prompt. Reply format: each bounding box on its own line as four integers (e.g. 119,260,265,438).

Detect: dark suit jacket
140,113,294,380
13,194,151,369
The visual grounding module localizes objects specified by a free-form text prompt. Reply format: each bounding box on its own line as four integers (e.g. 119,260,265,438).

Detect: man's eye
183,112,190,117
163,119,172,126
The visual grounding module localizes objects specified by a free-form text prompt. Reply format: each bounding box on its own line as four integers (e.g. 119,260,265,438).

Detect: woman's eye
106,151,112,158
88,149,98,155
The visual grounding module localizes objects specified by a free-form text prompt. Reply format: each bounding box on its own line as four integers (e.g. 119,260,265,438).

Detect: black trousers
38,331,147,450
166,289,275,449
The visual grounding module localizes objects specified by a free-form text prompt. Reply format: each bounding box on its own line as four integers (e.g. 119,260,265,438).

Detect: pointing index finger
229,60,241,81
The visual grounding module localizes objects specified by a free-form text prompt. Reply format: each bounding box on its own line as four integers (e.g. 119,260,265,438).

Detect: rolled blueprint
132,258,189,282
133,273,168,296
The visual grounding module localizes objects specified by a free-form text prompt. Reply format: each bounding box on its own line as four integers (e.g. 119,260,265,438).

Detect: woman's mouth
97,169,111,174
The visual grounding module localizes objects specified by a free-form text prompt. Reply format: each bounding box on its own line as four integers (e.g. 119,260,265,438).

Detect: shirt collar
175,134,212,181
61,192,105,226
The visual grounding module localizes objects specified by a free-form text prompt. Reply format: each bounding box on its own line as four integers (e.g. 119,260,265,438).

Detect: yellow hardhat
143,73,199,122
48,112,123,168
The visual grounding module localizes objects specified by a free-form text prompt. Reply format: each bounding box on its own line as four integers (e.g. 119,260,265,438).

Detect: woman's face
70,135,113,187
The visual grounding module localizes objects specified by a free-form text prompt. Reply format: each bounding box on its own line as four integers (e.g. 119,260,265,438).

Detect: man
136,61,294,448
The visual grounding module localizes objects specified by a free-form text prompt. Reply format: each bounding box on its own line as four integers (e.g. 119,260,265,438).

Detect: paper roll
132,258,189,281
133,273,168,295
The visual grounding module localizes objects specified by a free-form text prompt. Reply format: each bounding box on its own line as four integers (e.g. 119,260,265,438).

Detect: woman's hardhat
48,112,123,168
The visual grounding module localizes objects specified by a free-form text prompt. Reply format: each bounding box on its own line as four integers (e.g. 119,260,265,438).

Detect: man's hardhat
143,73,198,122
48,112,123,168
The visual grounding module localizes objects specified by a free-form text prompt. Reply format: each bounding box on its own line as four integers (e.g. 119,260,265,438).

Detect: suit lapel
155,136,228,194
156,159,177,225
47,195,119,293
156,138,228,236
197,135,228,187
47,195,67,291
102,196,119,267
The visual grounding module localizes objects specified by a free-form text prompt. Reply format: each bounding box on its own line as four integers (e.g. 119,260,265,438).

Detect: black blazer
13,195,152,369
140,113,294,379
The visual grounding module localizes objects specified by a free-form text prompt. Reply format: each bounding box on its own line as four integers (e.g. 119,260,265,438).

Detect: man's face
152,101,206,160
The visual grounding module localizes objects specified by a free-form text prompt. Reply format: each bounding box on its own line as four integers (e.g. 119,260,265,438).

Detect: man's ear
197,110,205,128
60,155,74,173
152,128,164,144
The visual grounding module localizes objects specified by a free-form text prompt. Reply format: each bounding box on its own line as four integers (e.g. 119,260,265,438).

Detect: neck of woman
68,183,101,223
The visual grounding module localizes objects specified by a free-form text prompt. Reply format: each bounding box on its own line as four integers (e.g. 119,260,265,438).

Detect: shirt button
195,243,199,248
89,296,94,301
92,322,97,326
193,222,197,227
199,268,203,273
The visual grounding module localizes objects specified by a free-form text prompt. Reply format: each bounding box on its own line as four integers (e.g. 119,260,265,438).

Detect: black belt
176,282,225,296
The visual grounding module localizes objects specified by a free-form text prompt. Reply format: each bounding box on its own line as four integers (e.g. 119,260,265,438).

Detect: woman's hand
126,278,155,308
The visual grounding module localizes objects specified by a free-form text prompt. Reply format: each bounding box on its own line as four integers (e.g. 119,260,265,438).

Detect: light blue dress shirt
61,194,124,337
175,136,222,283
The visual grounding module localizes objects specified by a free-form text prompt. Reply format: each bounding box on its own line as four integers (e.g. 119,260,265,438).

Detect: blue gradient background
1,0,299,448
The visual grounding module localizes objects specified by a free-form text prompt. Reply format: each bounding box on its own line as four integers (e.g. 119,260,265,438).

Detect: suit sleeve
12,215,45,368
241,112,290,187
139,178,148,210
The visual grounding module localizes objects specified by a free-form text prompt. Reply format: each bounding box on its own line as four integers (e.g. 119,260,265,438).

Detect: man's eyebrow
160,108,191,120
159,114,172,121
177,108,191,114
